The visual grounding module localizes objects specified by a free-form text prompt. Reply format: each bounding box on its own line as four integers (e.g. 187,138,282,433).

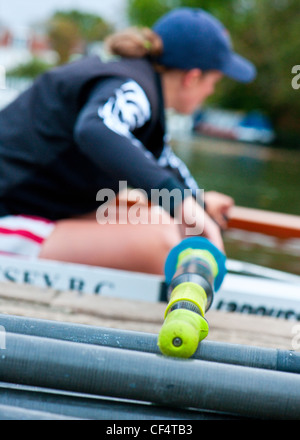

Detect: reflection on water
173,135,300,275
224,230,300,276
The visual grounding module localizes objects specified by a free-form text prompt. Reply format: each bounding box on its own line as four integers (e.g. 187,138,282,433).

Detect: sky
0,0,128,30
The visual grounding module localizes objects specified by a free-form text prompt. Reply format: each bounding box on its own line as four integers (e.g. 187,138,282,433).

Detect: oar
228,206,300,239
158,237,227,358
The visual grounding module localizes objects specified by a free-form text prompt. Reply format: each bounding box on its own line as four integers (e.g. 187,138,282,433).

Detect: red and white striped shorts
0,215,56,258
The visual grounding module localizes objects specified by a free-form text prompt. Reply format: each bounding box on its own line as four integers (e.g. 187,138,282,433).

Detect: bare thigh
39,205,181,275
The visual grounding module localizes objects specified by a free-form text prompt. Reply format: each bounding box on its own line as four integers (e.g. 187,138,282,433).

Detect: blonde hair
105,27,164,59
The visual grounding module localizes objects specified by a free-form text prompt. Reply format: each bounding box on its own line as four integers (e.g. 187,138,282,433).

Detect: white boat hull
0,254,299,321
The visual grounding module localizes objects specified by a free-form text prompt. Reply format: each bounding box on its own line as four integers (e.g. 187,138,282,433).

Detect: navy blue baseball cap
153,8,256,83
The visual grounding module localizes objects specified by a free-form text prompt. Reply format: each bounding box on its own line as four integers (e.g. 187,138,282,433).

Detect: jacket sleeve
74,78,188,215
157,143,200,195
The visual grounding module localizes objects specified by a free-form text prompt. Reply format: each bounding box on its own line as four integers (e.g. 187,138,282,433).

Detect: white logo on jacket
98,80,151,139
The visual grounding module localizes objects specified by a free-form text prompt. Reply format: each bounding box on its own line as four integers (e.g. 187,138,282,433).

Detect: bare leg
39,205,181,275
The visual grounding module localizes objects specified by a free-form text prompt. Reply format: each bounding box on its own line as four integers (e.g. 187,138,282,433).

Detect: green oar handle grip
158,237,227,358
158,282,209,358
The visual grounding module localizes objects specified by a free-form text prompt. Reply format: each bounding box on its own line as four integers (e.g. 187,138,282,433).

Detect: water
173,135,300,276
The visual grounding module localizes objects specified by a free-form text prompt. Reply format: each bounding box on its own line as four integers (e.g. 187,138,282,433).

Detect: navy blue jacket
0,56,198,220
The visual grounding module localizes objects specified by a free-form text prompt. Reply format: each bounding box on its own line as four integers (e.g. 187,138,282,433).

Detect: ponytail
105,27,163,59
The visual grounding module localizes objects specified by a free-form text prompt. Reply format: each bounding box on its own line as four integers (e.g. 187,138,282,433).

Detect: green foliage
127,0,238,28
127,0,173,27
52,10,114,43
127,0,300,145
212,0,300,145
48,10,114,64
7,57,54,78
48,17,80,64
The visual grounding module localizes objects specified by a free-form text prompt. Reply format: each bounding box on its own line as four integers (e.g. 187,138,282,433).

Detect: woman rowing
0,8,255,274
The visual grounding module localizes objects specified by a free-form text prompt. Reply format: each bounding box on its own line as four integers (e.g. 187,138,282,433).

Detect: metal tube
0,404,80,420
0,382,236,420
0,313,159,351
1,332,300,420
1,313,299,374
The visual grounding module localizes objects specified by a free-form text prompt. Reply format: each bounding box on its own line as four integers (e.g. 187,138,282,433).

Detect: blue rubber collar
165,237,227,292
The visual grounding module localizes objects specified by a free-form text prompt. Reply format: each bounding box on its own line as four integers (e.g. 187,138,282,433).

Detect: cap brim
221,52,257,83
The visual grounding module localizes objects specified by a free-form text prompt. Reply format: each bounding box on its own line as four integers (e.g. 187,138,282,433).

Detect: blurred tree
48,10,113,64
127,0,300,146
52,10,113,45
7,58,54,78
127,0,173,28
209,0,300,146
48,17,80,64
127,0,236,27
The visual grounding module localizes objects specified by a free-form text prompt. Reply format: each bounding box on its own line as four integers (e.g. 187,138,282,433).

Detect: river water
173,135,300,276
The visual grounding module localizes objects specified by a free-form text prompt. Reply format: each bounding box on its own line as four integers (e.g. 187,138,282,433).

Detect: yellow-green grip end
157,309,209,358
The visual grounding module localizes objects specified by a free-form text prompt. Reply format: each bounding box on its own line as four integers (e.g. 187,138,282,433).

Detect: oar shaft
0,382,233,420
1,313,299,374
1,332,300,420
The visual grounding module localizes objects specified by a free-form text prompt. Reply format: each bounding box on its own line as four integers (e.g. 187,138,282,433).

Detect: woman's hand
204,191,235,231
175,195,225,253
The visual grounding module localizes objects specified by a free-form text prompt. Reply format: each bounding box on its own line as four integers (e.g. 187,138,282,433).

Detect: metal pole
0,382,236,420
1,313,299,374
0,313,157,350
1,332,300,420
0,404,80,420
